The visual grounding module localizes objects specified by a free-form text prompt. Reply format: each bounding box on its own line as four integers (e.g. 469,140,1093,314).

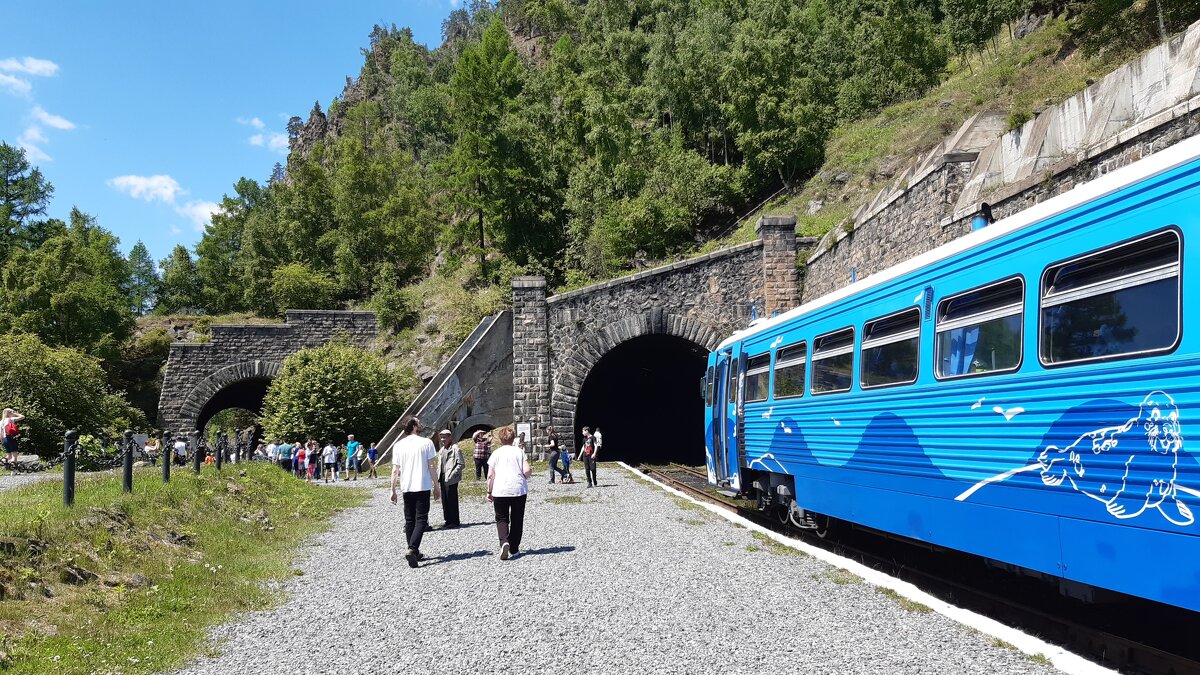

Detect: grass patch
679,518,706,526
1029,653,1053,666
672,496,704,512
547,495,583,505
991,637,1017,650
0,463,366,674
876,587,934,613
817,568,863,585
745,544,763,552
750,531,808,557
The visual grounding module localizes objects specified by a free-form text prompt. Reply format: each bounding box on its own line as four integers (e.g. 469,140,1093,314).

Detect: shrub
0,333,145,456
259,343,414,444
270,263,339,315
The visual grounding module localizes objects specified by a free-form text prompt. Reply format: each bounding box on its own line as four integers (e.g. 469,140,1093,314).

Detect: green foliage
0,141,54,254
0,208,135,361
269,262,339,314
107,328,173,425
259,343,413,444
0,333,144,456
127,241,159,316
157,245,202,314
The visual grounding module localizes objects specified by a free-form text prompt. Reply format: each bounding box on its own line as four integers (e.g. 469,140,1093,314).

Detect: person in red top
471,429,491,480
2,408,25,463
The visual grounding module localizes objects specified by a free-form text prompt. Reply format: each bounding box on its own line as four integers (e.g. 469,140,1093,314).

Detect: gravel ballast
176,466,1060,675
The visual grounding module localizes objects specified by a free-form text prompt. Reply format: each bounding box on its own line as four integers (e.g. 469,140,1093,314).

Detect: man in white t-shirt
390,416,440,568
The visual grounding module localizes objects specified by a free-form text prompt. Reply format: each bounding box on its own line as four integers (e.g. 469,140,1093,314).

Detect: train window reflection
745,354,771,402
705,366,714,406
861,308,920,388
1040,230,1180,365
773,342,807,399
936,278,1024,379
812,328,854,395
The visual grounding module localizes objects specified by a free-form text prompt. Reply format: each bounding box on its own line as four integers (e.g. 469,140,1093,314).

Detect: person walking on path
436,430,463,528
277,440,294,474
590,427,602,486
366,442,379,478
322,441,337,483
2,408,25,463
546,428,562,484
347,434,362,480
578,426,598,488
390,416,440,568
487,427,531,560
472,429,491,480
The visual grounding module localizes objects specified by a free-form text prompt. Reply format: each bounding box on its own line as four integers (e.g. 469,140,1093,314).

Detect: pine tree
158,245,202,314
127,241,159,315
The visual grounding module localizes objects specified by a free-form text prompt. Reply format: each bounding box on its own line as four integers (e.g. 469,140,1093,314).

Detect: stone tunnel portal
195,376,272,433
573,334,708,465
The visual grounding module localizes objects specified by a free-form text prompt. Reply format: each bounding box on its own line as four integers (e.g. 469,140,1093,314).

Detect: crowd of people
259,435,380,482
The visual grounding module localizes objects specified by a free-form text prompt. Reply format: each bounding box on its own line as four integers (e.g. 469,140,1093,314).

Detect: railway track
638,463,1200,675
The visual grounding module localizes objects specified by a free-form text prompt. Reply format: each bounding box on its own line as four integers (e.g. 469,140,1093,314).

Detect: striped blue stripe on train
705,136,1200,612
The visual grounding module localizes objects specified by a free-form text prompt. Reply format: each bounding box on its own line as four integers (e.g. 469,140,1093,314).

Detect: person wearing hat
436,428,464,529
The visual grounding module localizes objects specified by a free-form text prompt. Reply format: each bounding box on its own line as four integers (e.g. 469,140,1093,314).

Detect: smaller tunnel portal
196,376,272,433
573,334,708,465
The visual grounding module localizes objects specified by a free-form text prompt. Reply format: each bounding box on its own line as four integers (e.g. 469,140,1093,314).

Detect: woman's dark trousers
474,458,488,480
493,495,527,552
583,455,598,486
402,490,431,553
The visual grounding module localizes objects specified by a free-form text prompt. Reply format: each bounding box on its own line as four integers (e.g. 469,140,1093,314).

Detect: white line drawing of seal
956,391,1195,527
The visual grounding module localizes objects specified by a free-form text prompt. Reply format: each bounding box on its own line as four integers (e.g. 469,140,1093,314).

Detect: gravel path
175,466,1059,675
0,471,60,492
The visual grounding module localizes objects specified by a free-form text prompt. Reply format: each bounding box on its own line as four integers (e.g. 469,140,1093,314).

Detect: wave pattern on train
704,136,1200,613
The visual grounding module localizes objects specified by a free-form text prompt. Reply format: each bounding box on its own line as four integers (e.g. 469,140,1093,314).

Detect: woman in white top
2,408,25,462
487,427,532,560
322,442,338,483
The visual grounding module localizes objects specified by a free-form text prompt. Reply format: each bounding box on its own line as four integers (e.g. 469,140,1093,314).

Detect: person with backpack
546,427,562,484
578,426,598,488
2,408,25,462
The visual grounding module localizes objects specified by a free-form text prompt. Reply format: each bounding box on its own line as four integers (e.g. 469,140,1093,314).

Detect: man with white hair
436,429,464,529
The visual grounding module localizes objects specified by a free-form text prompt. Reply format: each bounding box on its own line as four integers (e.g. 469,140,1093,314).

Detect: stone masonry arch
158,311,377,435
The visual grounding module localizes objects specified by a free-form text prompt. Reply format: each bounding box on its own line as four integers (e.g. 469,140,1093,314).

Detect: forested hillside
2,0,1196,442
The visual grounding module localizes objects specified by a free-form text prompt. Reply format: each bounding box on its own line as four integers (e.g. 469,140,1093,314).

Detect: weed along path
0,464,367,675
176,466,1058,675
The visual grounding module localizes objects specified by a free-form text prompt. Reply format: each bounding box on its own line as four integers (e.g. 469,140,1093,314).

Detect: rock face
157,310,377,436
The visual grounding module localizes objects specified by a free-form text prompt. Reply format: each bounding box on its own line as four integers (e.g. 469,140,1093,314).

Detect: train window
811,328,854,395
936,277,1024,379
704,366,714,406
1040,230,1180,365
728,361,737,403
773,341,807,399
745,354,771,402
861,308,920,388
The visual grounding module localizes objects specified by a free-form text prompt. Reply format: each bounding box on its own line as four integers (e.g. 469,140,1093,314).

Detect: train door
730,350,746,490
711,351,730,484
704,355,723,484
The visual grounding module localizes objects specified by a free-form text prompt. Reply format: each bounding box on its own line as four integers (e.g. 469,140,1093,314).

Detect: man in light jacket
437,429,464,529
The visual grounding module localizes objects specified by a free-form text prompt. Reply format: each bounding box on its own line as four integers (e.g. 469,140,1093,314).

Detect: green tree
158,244,202,314
270,262,338,313
0,208,135,361
0,141,54,254
197,178,262,313
259,343,413,443
0,333,145,457
128,240,159,315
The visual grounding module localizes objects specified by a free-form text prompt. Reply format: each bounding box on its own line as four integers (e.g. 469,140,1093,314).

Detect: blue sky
1,1,457,262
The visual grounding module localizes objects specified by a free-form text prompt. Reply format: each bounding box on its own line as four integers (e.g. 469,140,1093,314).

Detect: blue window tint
936,278,1024,379
745,354,771,402
861,308,920,388
812,328,854,394
1040,230,1180,365
773,342,807,399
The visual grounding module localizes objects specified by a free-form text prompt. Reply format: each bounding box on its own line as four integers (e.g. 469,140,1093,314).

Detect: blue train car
703,135,1200,613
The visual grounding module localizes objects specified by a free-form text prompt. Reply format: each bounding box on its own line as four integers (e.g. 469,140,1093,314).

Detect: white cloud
237,116,265,129
450,0,461,6
20,125,47,145
266,132,288,154
31,105,74,130
176,200,221,231
248,133,264,146
169,224,183,236
18,126,50,161
108,174,185,203
0,57,59,77
0,72,31,97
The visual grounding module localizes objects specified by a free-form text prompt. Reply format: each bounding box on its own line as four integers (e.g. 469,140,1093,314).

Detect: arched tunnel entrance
195,376,271,437
573,334,708,465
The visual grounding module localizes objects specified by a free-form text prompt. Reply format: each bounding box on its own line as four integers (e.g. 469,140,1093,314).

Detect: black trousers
547,451,561,482
583,455,598,486
474,457,488,479
402,490,431,553
493,494,527,552
440,480,460,526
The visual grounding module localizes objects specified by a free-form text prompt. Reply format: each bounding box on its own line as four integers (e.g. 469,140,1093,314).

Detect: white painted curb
618,461,1116,675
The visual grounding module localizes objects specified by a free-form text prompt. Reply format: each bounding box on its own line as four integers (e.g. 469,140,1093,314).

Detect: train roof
717,133,1200,351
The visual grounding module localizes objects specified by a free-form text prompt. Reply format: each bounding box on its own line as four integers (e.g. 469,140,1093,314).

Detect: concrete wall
157,310,377,435
804,19,1200,302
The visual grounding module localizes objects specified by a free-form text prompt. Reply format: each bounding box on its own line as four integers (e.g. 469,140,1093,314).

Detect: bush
0,333,145,456
270,263,339,315
258,343,413,444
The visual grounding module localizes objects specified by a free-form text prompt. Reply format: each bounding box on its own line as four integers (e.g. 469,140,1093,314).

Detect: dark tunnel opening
196,377,272,433
573,334,708,465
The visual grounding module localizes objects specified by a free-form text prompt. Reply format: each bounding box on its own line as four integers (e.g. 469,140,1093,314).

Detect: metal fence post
63,430,78,507
214,429,224,472
122,429,134,493
162,430,172,483
192,431,202,474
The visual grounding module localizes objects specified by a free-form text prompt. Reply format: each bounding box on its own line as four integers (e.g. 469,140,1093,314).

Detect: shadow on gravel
433,522,489,530
519,545,576,557
424,550,492,565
